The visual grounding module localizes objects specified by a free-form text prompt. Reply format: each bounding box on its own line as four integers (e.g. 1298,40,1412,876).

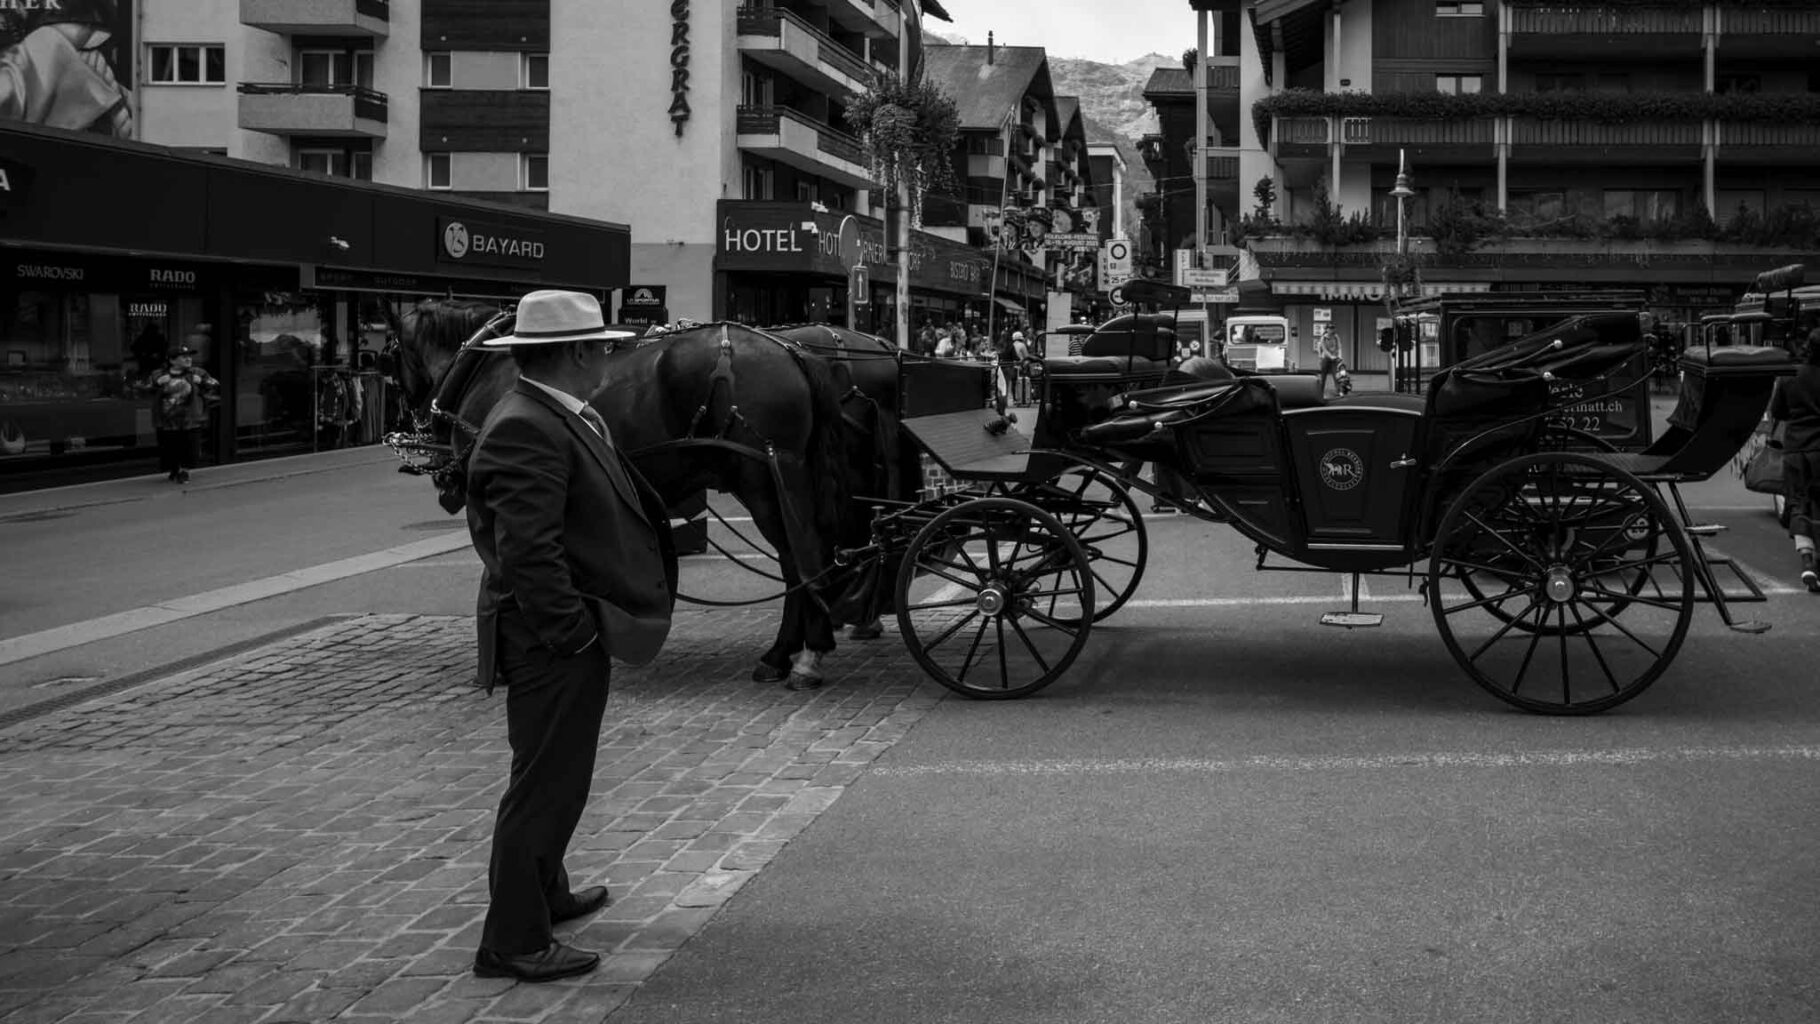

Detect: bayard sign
436,216,546,270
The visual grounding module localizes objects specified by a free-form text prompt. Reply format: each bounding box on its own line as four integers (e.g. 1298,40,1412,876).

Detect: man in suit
465,290,678,982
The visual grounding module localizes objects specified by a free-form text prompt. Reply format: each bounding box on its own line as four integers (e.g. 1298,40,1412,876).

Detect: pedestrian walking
995,330,1019,404
1769,328,1820,592
464,290,679,982
1315,325,1343,398
143,342,218,483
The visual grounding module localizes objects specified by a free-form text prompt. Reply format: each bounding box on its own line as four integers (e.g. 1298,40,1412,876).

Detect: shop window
1435,0,1484,15
1435,74,1482,95
147,44,226,85
1604,189,1679,221
426,153,452,190
1535,74,1585,94
522,53,549,90
1715,189,1765,221
522,154,549,191
425,52,452,88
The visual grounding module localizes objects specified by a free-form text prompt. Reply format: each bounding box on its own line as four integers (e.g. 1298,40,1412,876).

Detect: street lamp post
1388,148,1416,391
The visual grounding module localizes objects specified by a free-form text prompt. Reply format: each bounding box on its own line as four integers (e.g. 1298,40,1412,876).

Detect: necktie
579,405,637,503
578,405,611,447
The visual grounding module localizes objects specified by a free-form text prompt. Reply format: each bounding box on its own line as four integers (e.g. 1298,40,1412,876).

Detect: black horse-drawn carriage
842,299,1797,715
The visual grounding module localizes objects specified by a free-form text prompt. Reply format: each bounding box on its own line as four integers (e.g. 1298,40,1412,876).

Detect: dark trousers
155,428,200,475
480,613,611,955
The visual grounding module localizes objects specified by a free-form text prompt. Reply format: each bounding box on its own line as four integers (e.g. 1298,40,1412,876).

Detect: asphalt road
0,403,1815,1022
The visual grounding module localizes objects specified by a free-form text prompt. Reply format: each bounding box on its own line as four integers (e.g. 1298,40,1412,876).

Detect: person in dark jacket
1769,328,1820,591
143,343,217,483
464,290,678,982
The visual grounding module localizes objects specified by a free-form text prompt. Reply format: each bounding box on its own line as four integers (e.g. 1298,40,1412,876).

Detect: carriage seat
1678,344,1796,370
1043,355,1170,377
1266,374,1326,409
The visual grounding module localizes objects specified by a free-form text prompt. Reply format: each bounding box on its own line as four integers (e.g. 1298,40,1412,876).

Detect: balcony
1507,5,1702,59
1717,6,1820,60
240,0,389,37
1509,118,1702,164
1718,122,1820,165
1244,235,1814,285
735,105,872,189
1272,116,1331,160
238,83,387,138
1339,116,1496,163
737,7,872,98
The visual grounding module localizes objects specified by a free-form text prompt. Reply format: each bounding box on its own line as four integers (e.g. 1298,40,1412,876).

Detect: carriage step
1320,611,1384,629
1684,523,1726,536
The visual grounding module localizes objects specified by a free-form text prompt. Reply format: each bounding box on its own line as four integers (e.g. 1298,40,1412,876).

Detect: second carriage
836,294,1798,716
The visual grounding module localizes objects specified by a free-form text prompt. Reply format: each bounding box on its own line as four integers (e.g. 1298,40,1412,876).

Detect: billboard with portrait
1,0,134,137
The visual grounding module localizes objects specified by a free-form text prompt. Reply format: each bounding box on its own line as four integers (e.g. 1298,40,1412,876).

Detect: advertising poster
1,0,134,137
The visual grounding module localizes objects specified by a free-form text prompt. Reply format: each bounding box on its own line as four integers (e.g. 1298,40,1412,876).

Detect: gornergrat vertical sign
669,0,690,137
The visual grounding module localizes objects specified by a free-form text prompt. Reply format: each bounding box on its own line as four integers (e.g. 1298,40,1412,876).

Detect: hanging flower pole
844,72,960,229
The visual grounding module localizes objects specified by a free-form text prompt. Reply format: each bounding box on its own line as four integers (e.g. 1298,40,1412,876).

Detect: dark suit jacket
465,380,678,691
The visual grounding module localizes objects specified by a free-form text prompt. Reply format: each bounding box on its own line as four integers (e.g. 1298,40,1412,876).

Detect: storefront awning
1269,281,1494,301
994,296,1027,314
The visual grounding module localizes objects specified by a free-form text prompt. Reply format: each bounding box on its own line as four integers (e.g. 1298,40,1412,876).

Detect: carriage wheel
1428,452,1695,715
1461,427,1656,636
895,497,1095,699
1011,465,1147,624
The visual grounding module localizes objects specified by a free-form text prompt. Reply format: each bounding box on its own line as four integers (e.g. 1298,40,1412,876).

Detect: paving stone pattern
0,612,944,1024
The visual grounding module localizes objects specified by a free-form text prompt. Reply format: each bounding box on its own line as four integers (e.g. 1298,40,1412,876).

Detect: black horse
390,300,856,688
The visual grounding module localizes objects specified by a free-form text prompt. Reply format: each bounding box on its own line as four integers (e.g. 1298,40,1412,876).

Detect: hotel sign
715,202,988,295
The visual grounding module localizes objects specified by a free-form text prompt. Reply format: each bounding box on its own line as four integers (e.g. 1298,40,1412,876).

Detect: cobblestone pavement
0,612,944,1024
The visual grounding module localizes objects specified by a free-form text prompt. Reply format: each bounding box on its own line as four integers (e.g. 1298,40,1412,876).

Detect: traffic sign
1108,285,1127,306
851,263,869,303
1104,238,1133,280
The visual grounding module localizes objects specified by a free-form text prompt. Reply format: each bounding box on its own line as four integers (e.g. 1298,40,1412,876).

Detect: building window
1435,74,1482,95
425,52,452,88
742,162,772,200
352,152,372,182
1535,74,1585,94
1604,189,1679,221
299,49,373,88
298,149,345,177
795,181,819,204
522,153,549,191
1717,74,1761,94
1435,0,1484,15
522,53,549,90
147,44,226,84
426,153,451,190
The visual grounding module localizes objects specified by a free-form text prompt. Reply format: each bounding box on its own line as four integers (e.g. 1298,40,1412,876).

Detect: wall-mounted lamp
327,236,351,251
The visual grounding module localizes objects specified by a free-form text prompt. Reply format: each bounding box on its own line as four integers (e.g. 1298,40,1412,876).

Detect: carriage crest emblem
1319,448,1364,491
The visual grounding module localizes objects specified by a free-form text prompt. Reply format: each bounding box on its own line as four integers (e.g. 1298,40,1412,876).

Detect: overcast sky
934,0,1199,64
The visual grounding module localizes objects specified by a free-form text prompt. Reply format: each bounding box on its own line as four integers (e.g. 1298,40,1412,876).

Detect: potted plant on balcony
844,71,960,226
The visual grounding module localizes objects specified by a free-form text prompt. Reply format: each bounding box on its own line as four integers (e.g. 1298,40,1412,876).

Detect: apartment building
920,43,1099,330
1154,0,1820,372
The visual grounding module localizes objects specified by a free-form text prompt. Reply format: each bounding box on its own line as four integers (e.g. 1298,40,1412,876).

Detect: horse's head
387,298,516,513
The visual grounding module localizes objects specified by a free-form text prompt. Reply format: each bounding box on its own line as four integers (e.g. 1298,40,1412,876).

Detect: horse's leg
786,597,838,689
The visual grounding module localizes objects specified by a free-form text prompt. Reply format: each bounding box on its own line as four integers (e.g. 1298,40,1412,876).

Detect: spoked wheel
895,497,1095,699
1011,465,1148,624
1428,452,1695,715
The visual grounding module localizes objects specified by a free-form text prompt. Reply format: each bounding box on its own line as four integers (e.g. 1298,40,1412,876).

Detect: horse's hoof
752,663,788,683
784,672,823,691
849,621,884,641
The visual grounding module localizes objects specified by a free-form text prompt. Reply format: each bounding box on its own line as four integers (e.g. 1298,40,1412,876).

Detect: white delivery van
1220,314,1297,373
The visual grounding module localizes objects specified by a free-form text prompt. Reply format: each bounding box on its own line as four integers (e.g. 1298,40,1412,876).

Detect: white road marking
870,745,1820,778
0,531,475,667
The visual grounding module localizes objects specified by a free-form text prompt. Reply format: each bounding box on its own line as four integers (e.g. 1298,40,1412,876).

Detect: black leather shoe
551,885,611,924
474,941,600,982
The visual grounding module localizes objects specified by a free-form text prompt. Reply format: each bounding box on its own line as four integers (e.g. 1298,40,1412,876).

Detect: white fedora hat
482,290,637,346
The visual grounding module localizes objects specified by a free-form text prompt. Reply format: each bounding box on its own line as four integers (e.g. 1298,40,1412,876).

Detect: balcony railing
1722,7,1820,35
735,105,866,168
1340,117,1495,146
1206,64,1240,91
1721,122,1820,147
737,7,871,87
1509,6,1701,34
1277,116,1330,145
1511,119,1701,147
238,82,388,131
1208,155,1239,180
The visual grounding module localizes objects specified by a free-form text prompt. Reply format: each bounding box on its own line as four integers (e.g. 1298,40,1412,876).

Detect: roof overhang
1250,0,1333,86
